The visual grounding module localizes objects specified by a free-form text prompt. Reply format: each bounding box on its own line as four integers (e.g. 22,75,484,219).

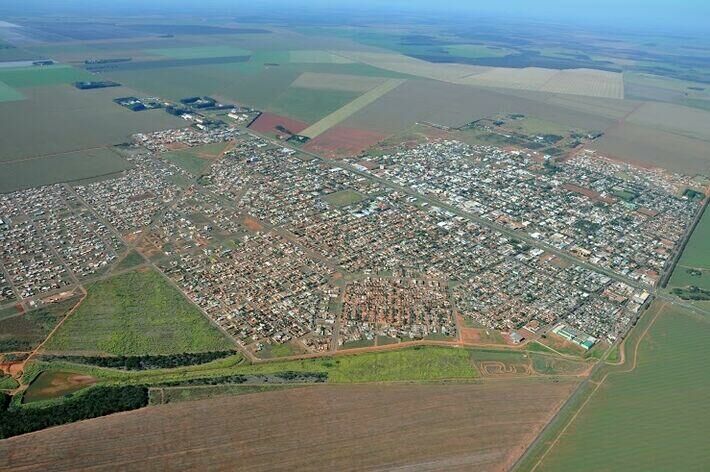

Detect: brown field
0,381,578,471
249,111,308,137
303,125,386,158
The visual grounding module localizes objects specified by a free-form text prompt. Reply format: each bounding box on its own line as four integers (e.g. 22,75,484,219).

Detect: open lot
0,84,185,162
43,269,233,356
0,147,132,193
0,298,80,353
0,380,578,471
532,303,710,471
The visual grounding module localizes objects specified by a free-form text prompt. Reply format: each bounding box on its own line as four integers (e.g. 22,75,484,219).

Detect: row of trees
39,350,237,371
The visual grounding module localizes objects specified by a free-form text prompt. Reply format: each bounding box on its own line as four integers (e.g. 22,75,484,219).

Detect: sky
3,0,709,33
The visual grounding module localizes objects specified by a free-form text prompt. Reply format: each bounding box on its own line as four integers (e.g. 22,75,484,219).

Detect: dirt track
1,381,577,471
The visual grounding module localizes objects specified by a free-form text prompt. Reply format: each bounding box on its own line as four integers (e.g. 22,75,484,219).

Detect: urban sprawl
0,125,702,355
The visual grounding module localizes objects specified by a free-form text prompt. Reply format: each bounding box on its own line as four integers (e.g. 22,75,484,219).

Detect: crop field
23,371,97,403
269,86,362,123
0,298,80,353
669,207,710,291
290,72,385,92
0,81,23,102
42,269,234,356
288,50,355,64
149,384,297,405
531,303,710,471
0,380,579,471
0,65,92,88
248,111,308,137
625,101,710,142
300,78,405,138
145,46,251,59
0,147,132,193
0,84,185,162
593,122,710,175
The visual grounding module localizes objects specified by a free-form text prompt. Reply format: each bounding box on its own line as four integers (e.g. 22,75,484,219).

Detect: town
0,126,702,355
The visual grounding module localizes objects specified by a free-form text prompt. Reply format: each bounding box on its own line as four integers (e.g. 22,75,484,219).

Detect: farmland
0,65,91,88
43,269,234,356
526,303,710,472
0,380,578,471
0,147,132,193
0,81,23,102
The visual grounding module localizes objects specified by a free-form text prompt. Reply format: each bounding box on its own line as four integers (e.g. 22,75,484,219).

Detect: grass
269,86,362,124
43,269,234,356
669,207,710,294
0,298,80,353
22,371,96,403
256,342,304,359
534,303,710,471
0,375,19,390
146,46,251,59
0,65,92,88
0,147,132,193
300,78,405,138
114,250,145,272
161,141,228,175
148,384,297,405
0,81,24,102
324,189,366,208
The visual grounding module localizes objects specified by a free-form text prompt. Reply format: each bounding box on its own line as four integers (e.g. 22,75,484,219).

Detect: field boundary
300,78,405,139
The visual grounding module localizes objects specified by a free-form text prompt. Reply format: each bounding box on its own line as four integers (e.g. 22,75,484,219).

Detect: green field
43,269,234,356
269,86,362,123
0,65,92,88
324,190,367,208
669,206,710,291
114,250,146,272
0,298,80,353
533,303,710,471
256,342,305,359
146,46,251,59
0,147,132,193
0,375,19,390
161,141,229,175
0,81,24,102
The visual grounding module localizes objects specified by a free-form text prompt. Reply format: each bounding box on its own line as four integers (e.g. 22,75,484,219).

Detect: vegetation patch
0,81,24,102
43,269,234,356
39,350,238,371
23,371,97,403
0,65,92,88
324,189,366,208
146,46,251,59
0,298,80,353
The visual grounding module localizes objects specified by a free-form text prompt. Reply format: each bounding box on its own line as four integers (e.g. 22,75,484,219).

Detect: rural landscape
0,1,708,471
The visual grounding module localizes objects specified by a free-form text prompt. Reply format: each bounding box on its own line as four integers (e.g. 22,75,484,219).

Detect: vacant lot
0,147,131,193
0,84,185,162
0,298,80,353
303,125,386,158
533,303,710,471
43,269,233,356
0,380,578,471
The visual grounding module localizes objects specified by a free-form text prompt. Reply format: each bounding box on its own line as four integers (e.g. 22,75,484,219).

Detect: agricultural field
443,44,516,59
0,297,80,353
0,81,23,102
145,46,251,59
42,269,234,356
669,207,710,292
529,303,710,472
0,147,132,193
0,380,579,471
0,64,92,88
0,84,185,163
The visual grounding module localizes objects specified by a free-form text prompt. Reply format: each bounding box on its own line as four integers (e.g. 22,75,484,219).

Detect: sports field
529,302,710,471
43,269,234,356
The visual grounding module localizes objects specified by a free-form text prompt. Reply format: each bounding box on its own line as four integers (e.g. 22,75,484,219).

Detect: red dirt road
0,381,578,471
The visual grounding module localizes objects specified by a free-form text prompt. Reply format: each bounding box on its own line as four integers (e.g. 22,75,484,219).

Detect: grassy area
43,269,234,356
0,81,24,102
146,46,251,59
669,207,710,292
114,250,145,272
533,303,710,471
270,86,362,123
444,44,515,59
23,371,96,403
149,384,297,405
255,342,305,359
324,189,366,208
0,65,92,88
0,375,19,390
162,150,209,176
0,298,80,353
